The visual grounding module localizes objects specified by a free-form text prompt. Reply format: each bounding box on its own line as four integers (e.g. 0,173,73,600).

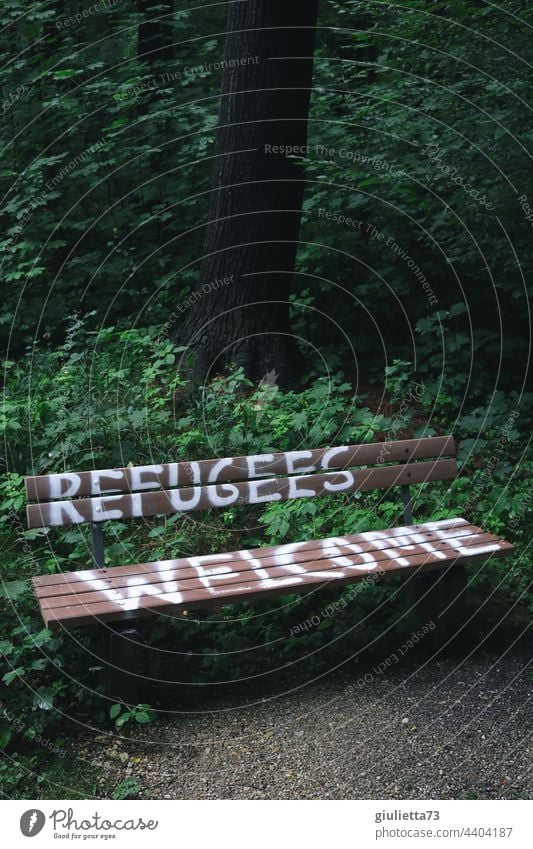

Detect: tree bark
177,0,319,387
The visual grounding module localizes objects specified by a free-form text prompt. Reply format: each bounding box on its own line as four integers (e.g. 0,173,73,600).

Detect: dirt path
74,645,532,800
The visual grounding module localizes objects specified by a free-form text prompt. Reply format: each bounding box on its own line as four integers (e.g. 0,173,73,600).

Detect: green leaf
0,722,13,750
53,69,77,79
109,703,122,720
2,667,25,685
35,687,57,710
30,629,54,647
0,640,14,657
0,580,28,600
112,777,141,800
133,711,153,724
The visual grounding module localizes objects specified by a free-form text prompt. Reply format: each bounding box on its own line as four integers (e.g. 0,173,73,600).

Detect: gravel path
75,645,532,800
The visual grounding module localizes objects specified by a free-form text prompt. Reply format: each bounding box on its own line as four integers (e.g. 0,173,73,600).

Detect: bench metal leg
401,484,413,525
434,562,468,647
90,524,141,705
98,622,142,707
407,563,468,651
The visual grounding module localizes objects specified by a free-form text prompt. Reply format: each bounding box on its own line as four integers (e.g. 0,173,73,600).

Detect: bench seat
32,517,512,630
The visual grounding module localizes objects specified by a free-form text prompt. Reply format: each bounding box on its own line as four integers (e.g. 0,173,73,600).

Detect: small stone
401,717,409,724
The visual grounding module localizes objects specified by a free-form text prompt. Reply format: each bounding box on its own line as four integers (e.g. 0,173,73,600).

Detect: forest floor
69,639,532,801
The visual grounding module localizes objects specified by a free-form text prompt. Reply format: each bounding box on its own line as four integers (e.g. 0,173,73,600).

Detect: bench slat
32,520,513,629
25,436,456,500
37,533,508,611
37,538,513,630
33,521,483,598
26,457,457,528
33,516,473,588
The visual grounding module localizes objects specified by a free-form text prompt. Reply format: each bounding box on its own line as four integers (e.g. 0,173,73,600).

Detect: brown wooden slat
32,517,472,587
32,517,472,588
38,541,513,630
33,522,483,599
37,533,509,611
26,458,457,528
25,436,456,500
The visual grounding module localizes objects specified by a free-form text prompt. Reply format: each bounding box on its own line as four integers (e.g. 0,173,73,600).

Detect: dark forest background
1,0,531,377
0,0,531,797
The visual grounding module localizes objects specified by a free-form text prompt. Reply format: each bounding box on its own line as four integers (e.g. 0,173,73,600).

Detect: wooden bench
25,436,513,698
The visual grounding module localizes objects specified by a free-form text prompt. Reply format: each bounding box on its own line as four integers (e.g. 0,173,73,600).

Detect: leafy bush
1,321,530,749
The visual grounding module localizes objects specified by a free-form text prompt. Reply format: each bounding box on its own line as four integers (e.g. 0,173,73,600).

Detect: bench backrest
25,436,457,529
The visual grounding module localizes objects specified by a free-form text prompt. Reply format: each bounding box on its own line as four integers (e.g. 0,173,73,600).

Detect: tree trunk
177,0,319,387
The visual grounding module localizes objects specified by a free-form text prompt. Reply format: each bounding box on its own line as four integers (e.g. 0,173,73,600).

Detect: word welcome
34,516,509,633
422,143,495,210
35,522,494,619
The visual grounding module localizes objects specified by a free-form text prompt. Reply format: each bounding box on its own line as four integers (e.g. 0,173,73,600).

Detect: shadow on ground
68,627,531,800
